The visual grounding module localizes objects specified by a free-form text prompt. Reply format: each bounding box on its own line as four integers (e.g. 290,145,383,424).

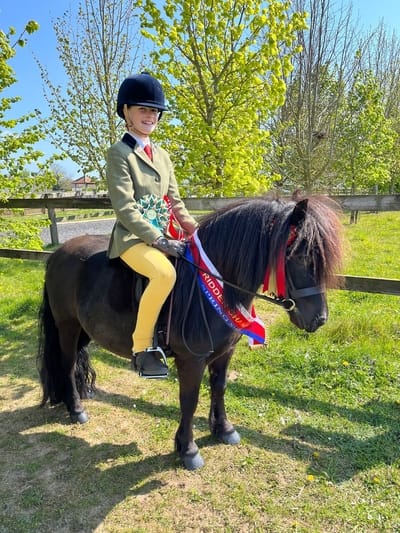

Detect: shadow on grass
0,404,178,533
41,377,400,484
228,382,400,482
2,365,400,533
3,309,400,489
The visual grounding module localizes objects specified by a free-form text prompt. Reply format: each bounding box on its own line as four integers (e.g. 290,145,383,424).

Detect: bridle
180,233,325,312
180,253,297,311
173,244,324,358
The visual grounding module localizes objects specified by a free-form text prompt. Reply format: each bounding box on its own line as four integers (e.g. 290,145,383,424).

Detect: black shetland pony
38,196,343,469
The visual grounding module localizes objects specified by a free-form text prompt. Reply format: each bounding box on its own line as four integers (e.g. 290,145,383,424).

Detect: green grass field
0,212,399,532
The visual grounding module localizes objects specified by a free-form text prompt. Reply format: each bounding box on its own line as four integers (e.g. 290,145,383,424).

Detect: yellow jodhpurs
120,243,176,353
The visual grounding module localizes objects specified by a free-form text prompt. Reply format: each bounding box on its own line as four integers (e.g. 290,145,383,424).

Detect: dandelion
306,474,315,482
342,360,350,367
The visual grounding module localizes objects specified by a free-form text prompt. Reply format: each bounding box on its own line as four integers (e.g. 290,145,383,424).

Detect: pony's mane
197,196,291,306
175,195,343,314
288,195,344,290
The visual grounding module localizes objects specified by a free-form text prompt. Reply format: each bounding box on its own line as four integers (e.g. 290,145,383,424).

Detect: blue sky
2,0,400,177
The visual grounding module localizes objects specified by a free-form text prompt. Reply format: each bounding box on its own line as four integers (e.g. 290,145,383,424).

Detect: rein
169,235,323,358
179,253,296,312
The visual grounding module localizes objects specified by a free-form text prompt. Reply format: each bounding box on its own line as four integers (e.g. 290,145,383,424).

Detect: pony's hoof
183,451,205,470
220,429,241,445
70,410,89,424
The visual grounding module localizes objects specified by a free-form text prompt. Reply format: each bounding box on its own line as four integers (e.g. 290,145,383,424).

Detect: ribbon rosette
137,194,170,232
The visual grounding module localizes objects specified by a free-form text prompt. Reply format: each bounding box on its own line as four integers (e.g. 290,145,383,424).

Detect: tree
269,0,361,193
50,163,73,191
357,22,400,193
0,21,55,249
38,0,144,182
334,70,395,193
140,0,307,196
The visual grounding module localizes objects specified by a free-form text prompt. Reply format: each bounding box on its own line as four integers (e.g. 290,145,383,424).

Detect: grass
0,212,400,532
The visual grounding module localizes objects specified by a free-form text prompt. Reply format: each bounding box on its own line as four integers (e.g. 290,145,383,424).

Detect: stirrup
135,346,169,379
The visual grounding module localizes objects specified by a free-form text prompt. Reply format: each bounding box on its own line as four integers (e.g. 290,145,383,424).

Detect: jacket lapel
121,133,162,180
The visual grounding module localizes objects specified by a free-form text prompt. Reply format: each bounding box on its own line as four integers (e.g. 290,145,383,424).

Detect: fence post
47,206,59,246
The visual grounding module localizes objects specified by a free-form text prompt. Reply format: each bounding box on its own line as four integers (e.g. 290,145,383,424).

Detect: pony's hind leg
208,347,240,445
57,320,91,424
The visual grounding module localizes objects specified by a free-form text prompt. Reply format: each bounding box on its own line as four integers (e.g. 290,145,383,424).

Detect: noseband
285,266,325,300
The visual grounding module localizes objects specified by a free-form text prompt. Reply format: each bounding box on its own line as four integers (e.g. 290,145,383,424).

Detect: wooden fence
1,194,399,296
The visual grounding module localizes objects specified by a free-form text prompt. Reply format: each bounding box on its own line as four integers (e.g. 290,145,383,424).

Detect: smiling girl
106,72,198,378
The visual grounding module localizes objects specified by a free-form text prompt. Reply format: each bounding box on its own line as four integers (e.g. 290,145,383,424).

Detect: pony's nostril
313,315,327,331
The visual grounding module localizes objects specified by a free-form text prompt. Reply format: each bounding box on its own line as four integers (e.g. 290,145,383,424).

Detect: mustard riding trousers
120,243,176,353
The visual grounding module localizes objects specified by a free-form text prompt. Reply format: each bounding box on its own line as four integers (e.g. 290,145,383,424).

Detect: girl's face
124,105,160,139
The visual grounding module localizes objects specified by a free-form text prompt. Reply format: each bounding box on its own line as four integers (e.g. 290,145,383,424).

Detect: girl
106,72,198,378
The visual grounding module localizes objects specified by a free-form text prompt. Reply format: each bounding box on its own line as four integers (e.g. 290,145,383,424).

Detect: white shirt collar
126,132,150,149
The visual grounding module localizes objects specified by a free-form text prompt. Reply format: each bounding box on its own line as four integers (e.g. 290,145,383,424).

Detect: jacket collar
121,132,137,149
121,133,160,175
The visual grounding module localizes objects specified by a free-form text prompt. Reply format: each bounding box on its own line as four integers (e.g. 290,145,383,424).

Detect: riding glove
152,236,185,258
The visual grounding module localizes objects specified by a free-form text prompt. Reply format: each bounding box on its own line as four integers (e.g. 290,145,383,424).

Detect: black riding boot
132,347,168,379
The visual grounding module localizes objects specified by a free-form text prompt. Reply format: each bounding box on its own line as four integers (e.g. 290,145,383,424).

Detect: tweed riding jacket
106,133,197,259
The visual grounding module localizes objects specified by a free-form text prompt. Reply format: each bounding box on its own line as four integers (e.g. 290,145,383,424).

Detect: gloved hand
152,236,185,258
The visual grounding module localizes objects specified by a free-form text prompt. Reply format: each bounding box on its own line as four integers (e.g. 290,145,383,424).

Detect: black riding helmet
117,72,167,119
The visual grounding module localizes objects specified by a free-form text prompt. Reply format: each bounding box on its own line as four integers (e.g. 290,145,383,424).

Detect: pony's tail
37,284,96,407
37,284,62,406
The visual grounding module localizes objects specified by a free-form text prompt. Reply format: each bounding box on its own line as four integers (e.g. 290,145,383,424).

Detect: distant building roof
72,176,94,185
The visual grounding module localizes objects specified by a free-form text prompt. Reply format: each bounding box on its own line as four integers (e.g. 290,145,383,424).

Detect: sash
163,195,185,240
185,231,267,348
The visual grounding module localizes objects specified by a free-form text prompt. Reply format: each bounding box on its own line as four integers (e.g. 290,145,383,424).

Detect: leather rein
166,252,323,358
179,254,295,312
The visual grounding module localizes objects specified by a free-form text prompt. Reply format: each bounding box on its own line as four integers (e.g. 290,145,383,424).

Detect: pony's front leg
208,347,240,445
174,356,207,470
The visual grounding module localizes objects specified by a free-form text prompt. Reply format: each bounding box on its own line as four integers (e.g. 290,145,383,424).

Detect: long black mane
172,195,343,315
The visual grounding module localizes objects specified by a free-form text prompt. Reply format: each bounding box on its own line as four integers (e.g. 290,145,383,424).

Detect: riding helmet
117,72,167,118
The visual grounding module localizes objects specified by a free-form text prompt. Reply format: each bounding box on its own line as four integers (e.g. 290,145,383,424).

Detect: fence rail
2,193,400,212
1,195,399,296
0,248,398,295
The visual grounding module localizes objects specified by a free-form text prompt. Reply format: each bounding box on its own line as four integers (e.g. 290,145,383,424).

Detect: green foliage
0,214,47,250
266,1,400,195
271,65,345,192
0,21,55,248
140,0,307,196
38,0,144,182
0,23,45,187
334,71,396,192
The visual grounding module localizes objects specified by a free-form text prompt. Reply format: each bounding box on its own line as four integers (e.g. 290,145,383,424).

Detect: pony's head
197,194,344,333
269,196,344,332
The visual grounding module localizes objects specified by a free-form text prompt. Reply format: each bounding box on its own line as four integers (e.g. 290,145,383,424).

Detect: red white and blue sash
185,231,267,347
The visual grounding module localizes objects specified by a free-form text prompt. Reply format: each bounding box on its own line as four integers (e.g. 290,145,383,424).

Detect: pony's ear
290,198,308,226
